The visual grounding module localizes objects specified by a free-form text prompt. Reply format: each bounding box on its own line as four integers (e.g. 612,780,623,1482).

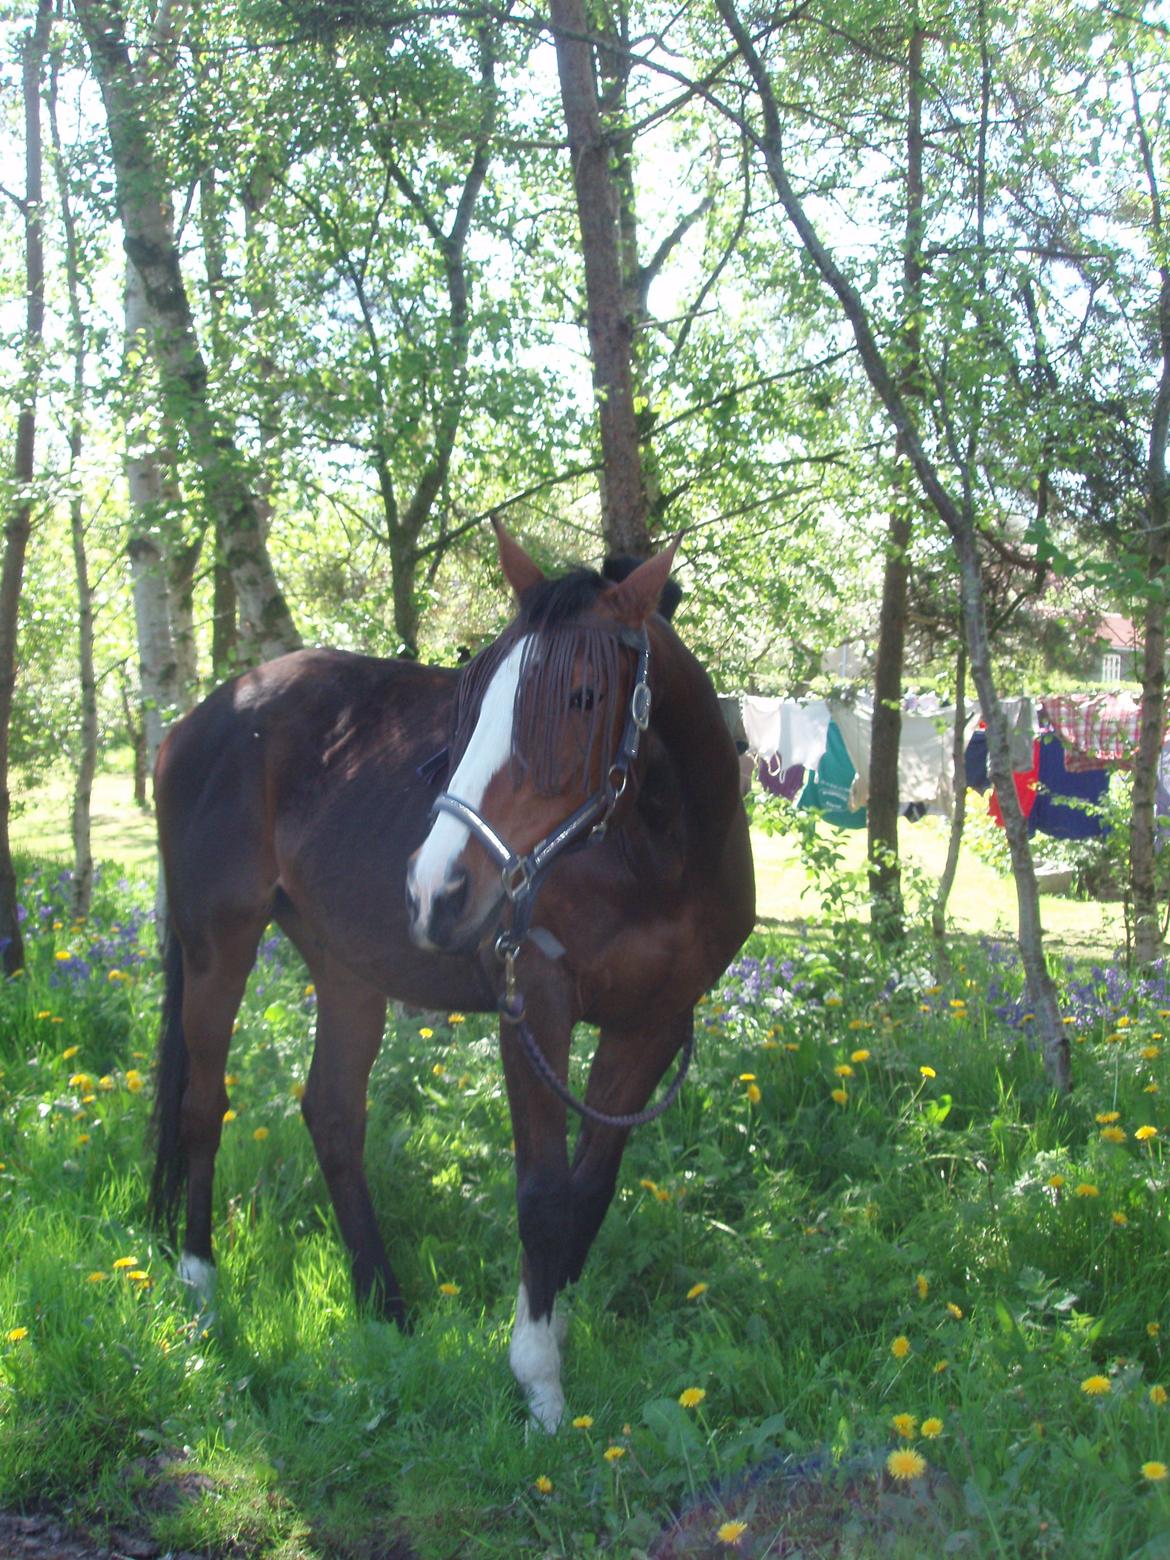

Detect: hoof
177,1251,217,1311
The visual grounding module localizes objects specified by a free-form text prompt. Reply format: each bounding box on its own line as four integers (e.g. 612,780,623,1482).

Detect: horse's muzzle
405,863,485,953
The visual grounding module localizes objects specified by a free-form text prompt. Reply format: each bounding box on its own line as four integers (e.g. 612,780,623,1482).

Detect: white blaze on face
509,1281,565,1432
409,635,530,919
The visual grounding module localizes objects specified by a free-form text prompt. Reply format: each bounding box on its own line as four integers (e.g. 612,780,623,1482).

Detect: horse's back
155,649,458,948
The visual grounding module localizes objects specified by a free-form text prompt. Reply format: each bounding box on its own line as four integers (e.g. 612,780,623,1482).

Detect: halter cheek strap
429,626,652,943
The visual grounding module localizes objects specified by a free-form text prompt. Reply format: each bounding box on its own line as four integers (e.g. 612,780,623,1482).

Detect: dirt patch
0,1510,202,1560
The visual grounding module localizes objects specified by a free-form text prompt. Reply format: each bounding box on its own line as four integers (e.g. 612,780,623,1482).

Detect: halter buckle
631,680,652,731
503,856,532,901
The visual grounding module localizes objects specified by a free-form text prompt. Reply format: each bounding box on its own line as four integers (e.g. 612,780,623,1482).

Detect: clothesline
723,690,1164,839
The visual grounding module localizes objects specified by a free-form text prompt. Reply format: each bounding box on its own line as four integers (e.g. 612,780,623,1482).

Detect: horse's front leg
565,1008,694,1287
499,980,575,1432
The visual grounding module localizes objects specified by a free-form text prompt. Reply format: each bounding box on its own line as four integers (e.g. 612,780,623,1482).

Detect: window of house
1101,652,1122,683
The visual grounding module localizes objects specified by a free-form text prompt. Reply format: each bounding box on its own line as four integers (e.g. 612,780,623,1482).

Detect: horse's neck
649,629,741,842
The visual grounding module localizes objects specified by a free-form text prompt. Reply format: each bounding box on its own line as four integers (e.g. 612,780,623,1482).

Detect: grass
0,781,1167,1556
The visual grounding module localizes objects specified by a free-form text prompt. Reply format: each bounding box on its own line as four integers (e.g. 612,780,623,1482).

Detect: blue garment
964,727,989,792
798,721,866,829
1029,733,1108,840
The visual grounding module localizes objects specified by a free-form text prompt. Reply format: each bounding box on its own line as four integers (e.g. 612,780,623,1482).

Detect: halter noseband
429,624,651,951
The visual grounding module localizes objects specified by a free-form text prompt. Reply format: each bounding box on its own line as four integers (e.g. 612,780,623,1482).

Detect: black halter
429,625,651,956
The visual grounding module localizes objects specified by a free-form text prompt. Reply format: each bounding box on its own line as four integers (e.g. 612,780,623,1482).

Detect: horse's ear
603,534,682,626
492,516,546,600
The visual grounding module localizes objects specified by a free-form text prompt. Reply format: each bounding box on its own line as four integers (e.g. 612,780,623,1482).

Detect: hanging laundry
757,757,804,800
1029,734,1109,840
829,699,954,814
742,696,832,772
989,740,1040,827
798,721,867,828
1041,692,1146,771
964,727,989,792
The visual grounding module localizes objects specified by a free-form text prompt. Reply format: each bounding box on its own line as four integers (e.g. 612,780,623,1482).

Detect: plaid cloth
1041,693,1149,771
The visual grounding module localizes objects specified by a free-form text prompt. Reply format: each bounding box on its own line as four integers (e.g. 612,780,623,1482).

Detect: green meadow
1,787,1168,1557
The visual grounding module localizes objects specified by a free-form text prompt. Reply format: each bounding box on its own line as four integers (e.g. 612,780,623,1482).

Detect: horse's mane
451,567,628,797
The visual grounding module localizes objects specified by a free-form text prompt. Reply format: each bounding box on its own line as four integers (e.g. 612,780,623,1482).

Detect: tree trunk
49,60,99,921
1128,70,1170,968
932,635,967,949
549,0,649,555
717,0,1070,1090
0,0,53,974
867,15,924,943
75,0,300,664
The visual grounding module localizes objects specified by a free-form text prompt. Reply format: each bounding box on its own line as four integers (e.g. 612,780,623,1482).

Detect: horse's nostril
436,870,468,919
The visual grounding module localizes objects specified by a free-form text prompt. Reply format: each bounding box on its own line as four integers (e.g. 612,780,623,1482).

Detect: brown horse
149,522,754,1429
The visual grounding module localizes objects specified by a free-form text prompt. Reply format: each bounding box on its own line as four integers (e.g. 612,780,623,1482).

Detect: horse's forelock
450,577,628,798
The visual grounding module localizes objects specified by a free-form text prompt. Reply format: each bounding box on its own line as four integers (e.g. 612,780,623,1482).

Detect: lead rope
499,953,695,1130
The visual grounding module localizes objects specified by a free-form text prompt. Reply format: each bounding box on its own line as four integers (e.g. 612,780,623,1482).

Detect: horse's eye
569,685,595,713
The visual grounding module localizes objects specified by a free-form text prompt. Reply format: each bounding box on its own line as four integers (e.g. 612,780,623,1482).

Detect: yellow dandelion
62,1044,79,1059
948,999,966,1010
1142,1045,1161,1059
1145,1083,1160,1093
824,995,842,1006
1136,1125,1159,1142
891,1335,911,1359
223,1108,237,1123
419,1027,434,1040
54,949,71,962
603,1445,626,1462
1075,1183,1100,1198
1096,1111,1121,1124
87,1271,107,1283
125,1070,144,1092
921,1417,943,1438
640,1178,659,1195
920,1065,936,1078
715,1519,748,1546
292,1082,305,1100
946,1302,964,1320
1112,1211,1129,1226
1080,1374,1112,1395
891,1412,917,1438
916,1274,929,1300
1100,1127,1127,1143
934,1360,949,1373
738,1073,756,1082
252,1126,269,1142
886,1448,926,1481
686,1282,709,1301
1047,1174,1067,1189
68,1073,92,1091
1149,1323,1161,1337
437,1282,460,1296
1142,1461,1169,1482
679,1387,707,1408
533,1474,553,1494
112,1256,137,1270
1151,1385,1168,1406
448,1012,466,1025
76,1133,90,1146
127,1270,151,1284
745,1082,761,1104
851,1049,871,1064
654,1186,671,1202
224,1073,238,1087
831,1088,849,1105
6,1327,29,1342
572,1415,593,1429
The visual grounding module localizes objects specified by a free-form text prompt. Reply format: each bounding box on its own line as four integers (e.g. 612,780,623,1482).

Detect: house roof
1098,613,1139,650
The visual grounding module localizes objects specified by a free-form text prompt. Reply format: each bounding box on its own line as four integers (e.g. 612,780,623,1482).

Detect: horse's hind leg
565,1008,694,1288
294,950,400,1325
178,914,269,1300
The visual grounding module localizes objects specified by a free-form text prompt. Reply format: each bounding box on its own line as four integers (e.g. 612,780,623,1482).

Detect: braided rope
502,998,695,1130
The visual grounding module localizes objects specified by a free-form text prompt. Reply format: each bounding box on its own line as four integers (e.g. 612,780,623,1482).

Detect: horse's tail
148,925,188,1244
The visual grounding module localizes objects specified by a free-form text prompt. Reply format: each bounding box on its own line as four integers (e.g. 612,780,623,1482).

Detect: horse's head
405,522,679,955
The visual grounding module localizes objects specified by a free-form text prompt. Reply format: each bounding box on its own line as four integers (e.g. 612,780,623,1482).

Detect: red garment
989,739,1039,827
